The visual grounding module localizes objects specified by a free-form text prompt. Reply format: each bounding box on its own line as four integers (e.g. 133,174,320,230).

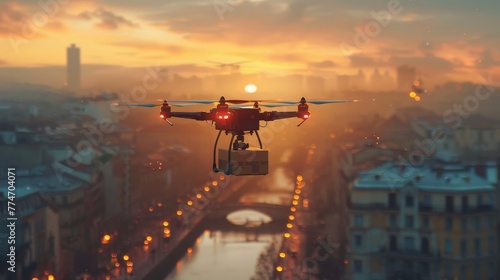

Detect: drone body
119,96,357,175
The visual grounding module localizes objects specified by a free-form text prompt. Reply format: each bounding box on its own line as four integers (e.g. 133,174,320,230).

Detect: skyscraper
67,44,81,91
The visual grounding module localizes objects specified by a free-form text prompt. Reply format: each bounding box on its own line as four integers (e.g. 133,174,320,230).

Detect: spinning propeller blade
114,102,195,108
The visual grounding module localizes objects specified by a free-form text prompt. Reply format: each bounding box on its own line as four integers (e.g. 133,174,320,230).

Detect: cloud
109,41,184,54
143,1,361,48
349,55,376,67
0,3,30,36
308,60,337,69
476,49,499,68
77,8,137,30
417,41,436,56
267,53,305,63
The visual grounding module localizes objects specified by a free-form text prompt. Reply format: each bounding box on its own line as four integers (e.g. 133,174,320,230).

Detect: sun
244,84,257,93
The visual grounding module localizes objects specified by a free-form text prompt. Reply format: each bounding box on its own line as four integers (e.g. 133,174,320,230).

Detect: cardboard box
218,148,269,175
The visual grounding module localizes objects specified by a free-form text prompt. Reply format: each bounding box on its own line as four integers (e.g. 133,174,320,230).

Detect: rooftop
354,160,496,193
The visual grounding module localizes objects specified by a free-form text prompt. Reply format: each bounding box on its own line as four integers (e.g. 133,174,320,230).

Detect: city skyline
0,0,499,88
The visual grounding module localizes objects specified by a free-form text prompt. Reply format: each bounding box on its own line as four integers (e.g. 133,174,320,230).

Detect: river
163,229,282,280
162,166,295,280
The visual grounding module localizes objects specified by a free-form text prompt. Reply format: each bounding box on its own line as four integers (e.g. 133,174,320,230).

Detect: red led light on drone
217,113,230,120
300,112,310,120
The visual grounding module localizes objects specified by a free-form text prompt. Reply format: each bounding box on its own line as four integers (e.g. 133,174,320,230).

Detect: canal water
163,229,282,280
163,166,294,280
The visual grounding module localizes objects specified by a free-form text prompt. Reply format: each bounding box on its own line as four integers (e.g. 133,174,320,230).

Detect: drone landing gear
212,130,263,175
163,119,174,126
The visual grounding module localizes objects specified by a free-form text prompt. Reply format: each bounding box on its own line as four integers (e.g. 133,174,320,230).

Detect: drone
117,96,358,176
409,79,428,101
207,61,251,71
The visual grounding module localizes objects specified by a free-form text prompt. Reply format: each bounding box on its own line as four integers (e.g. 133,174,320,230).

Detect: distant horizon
1,0,499,89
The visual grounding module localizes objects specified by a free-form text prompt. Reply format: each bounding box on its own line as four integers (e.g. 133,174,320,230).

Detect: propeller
113,102,195,108
115,97,363,108
155,99,278,104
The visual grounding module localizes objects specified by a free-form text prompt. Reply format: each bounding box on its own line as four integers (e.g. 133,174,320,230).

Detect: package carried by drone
218,148,268,176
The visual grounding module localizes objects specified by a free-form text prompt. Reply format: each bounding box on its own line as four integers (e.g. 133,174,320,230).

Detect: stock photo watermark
9,0,69,53
279,234,340,280
383,73,500,188
213,0,244,21
52,66,168,182
340,0,404,59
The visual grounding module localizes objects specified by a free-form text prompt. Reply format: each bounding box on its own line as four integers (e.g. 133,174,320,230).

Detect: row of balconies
374,247,498,261
351,203,494,214
418,203,493,214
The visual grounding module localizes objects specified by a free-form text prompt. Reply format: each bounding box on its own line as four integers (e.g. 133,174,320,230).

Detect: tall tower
66,44,81,91
397,65,415,91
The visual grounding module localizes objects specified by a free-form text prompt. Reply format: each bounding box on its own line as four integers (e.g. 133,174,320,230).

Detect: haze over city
1,1,500,280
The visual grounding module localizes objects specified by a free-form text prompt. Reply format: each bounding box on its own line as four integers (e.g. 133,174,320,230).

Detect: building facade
348,160,497,280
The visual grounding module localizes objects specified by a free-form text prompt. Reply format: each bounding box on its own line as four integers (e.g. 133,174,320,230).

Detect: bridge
209,202,291,222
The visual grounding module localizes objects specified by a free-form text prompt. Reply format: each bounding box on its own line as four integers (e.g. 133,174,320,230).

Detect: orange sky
0,0,499,86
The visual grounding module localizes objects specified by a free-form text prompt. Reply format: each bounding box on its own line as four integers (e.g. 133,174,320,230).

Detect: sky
0,0,499,87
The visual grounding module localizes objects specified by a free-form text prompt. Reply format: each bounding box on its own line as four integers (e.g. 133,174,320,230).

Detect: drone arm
259,111,300,121
171,111,212,121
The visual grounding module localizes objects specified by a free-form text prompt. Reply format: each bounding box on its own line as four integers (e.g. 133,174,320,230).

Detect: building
348,159,497,280
67,44,81,92
306,75,326,94
337,75,351,92
0,187,61,280
397,65,416,91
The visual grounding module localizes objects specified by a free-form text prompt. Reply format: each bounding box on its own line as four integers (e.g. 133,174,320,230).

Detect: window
488,263,494,280
422,216,429,229
462,196,469,212
445,217,453,231
354,215,364,227
405,195,414,207
390,235,398,251
388,193,397,208
459,265,466,280
475,217,481,230
488,236,495,254
404,236,415,251
445,196,454,212
488,216,494,229
389,215,397,227
354,234,363,247
445,238,453,254
421,237,429,254
445,263,453,278
461,239,467,257
62,196,67,205
405,215,414,228
474,264,481,280
354,259,363,273
423,194,431,206
477,195,483,206
420,262,430,276
461,218,468,231
404,261,413,272
474,238,481,256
